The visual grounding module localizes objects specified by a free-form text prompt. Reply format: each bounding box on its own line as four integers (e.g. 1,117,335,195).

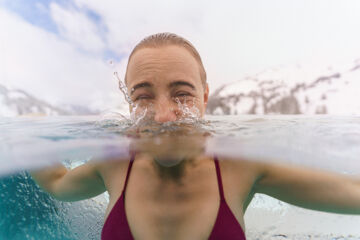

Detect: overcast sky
1,0,360,110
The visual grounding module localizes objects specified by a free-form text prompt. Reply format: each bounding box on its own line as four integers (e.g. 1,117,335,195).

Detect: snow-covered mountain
0,84,96,117
207,59,360,115
2,58,360,117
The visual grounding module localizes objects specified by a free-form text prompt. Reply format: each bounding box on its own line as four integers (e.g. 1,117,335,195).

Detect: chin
153,156,185,167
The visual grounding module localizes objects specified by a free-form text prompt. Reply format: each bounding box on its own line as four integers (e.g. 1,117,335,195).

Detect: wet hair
124,32,207,88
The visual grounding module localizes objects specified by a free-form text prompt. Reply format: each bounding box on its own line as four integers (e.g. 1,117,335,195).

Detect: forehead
126,46,201,86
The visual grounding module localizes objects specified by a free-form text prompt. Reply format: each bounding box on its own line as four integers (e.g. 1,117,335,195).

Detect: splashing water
127,102,204,130
114,72,135,108
175,97,201,122
99,71,147,125
130,104,148,125
112,71,203,128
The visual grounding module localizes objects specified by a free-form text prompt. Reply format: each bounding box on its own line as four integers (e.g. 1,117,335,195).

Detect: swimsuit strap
123,153,135,193
214,156,225,201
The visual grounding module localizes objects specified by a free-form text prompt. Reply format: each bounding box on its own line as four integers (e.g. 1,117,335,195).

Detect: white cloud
50,2,105,54
0,8,125,111
73,0,206,55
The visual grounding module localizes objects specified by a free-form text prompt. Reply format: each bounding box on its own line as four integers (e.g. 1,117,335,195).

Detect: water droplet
114,72,135,108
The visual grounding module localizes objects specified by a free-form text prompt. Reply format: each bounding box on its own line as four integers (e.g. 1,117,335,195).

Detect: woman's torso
97,154,258,240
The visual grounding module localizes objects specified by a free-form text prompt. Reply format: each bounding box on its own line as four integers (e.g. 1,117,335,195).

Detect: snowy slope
0,84,97,117
2,58,360,117
207,59,360,115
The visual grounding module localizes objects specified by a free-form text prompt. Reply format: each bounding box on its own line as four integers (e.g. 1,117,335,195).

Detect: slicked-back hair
124,32,207,88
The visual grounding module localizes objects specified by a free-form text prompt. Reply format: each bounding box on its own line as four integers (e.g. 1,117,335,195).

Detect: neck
151,156,205,184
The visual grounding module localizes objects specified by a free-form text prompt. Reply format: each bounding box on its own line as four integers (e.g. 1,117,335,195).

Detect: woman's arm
29,160,106,202
253,162,360,214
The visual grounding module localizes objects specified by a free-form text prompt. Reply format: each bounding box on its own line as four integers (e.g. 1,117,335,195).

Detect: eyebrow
169,81,196,90
130,80,196,95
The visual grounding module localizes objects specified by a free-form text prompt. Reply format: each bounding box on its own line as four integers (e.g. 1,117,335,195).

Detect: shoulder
93,157,128,172
216,155,263,181
89,157,132,191
215,156,264,201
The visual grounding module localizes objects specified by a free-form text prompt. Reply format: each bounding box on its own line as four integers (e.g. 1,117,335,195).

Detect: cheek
197,102,206,115
196,91,206,106
195,96,207,116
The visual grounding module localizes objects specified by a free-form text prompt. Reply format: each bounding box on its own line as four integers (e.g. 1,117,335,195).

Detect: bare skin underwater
30,33,360,240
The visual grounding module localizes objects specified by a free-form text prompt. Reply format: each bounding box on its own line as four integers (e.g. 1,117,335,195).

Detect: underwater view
1,115,360,239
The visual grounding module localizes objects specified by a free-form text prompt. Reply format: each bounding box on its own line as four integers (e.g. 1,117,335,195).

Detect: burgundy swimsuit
101,156,246,240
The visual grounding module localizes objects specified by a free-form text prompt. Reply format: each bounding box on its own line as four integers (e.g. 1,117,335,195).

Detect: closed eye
176,92,193,97
173,92,195,104
135,95,152,101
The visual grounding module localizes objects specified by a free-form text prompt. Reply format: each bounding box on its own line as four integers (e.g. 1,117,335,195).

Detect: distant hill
0,84,97,116
207,59,360,115
2,58,360,117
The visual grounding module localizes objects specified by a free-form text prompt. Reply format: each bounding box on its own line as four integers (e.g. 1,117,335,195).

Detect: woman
30,33,360,240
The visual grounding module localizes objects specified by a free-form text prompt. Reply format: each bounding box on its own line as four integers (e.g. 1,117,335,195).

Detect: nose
154,97,178,123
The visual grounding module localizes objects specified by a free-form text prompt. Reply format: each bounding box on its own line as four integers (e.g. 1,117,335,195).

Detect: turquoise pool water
1,115,360,239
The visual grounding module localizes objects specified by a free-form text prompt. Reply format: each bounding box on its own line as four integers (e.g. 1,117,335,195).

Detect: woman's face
125,45,209,123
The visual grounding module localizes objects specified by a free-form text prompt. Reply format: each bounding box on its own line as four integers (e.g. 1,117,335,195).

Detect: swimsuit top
101,156,246,240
